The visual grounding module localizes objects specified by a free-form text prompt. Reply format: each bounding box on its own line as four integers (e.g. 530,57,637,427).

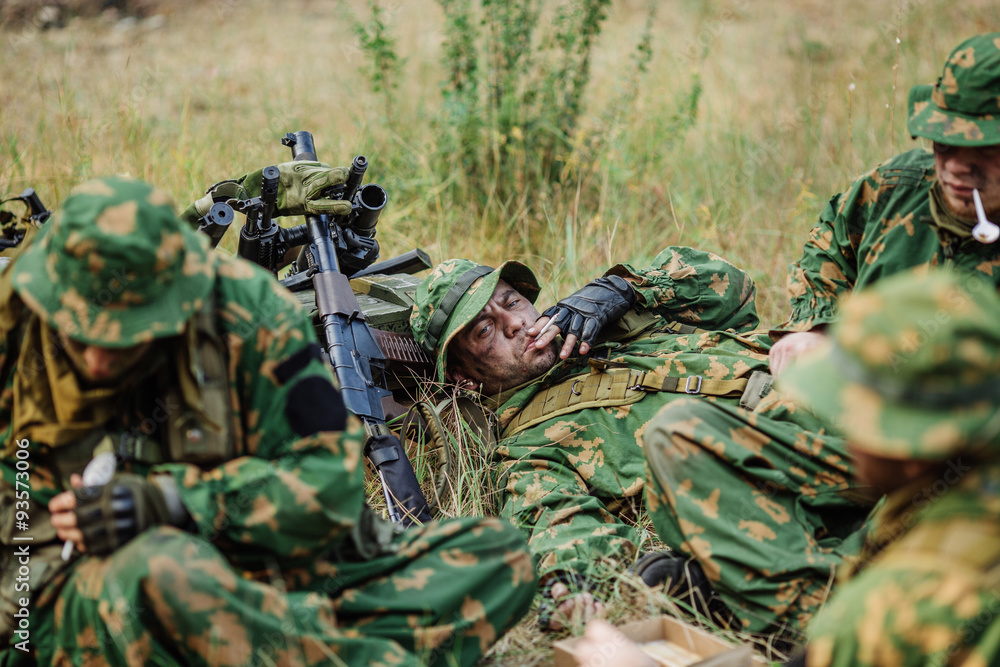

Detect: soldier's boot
629,550,736,628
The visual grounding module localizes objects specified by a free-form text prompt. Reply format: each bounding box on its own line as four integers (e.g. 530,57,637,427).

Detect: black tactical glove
541,275,637,351
73,474,189,557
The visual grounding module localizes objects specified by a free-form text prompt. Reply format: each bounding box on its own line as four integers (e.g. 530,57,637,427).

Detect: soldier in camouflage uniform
0,177,535,666
770,32,1000,375
780,268,1000,667
409,246,873,637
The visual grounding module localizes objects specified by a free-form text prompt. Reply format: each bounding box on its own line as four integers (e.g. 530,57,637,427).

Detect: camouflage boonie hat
908,33,1000,146
410,258,541,383
780,269,1000,460
11,176,215,348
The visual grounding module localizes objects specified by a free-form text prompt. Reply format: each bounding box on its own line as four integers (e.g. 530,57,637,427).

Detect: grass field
3,1,999,664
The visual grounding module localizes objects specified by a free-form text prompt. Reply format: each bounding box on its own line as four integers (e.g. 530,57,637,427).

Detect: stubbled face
58,332,153,386
933,142,1000,220
447,280,558,395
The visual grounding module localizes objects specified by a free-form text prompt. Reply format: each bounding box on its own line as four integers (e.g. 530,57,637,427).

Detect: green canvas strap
501,361,751,439
424,265,493,352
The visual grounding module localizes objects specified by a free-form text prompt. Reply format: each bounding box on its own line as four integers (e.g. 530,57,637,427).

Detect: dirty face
933,141,1000,220
447,280,558,395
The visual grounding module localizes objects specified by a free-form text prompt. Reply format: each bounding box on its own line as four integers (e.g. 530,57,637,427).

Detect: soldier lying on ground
0,177,536,666
407,246,877,639
769,32,1000,375
781,269,1000,666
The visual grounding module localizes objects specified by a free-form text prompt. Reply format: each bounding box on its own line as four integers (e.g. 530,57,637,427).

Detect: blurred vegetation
7,0,995,324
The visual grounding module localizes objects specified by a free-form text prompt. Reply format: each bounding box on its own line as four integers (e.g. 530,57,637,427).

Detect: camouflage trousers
643,395,875,639
1,517,535,667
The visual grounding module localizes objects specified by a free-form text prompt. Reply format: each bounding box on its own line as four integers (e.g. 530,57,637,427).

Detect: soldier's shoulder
211,253,309,334
867,147,936,186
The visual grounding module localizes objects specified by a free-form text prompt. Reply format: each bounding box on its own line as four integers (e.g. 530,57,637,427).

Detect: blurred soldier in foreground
564,268,1000,667
409,247,874,639
770,32,1000,375
0,177,535,666
781,269,1000,666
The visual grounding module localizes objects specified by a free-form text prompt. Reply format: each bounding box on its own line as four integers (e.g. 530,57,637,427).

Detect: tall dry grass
3,1,999,664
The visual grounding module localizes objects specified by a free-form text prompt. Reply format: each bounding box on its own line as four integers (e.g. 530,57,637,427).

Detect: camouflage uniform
0,178,535,667
781,269,1000,667
410,246,872,636
777,33,1000,334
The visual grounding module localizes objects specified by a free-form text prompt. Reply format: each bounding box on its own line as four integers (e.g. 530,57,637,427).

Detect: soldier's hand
248,161,354,217
544,581,606,631
769,330,828,375
49,474,86,550
68,474,186,557
531,275,637,359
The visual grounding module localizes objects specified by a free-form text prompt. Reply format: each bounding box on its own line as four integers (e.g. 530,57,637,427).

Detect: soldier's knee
103,526,220,593
645,398,723,454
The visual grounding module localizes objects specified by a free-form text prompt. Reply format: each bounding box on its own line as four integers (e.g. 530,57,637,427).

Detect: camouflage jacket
778,148,1000,333
806,461,1000,666
490,246,765,582
0,252,367,572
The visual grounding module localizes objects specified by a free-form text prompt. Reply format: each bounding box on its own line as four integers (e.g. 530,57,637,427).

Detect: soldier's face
447,280,558,394
58,332,153,386
933,142,1000,219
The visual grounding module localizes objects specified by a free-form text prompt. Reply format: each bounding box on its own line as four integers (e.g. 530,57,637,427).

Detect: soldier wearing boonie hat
410,257,542,385
410,246,879,639
0,176,536,666
780,268,1000,667
770,33,1000,378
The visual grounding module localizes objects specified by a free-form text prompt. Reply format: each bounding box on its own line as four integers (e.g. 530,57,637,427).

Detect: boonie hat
410,258,540,383
11,176,215,347
780,269,1000,460
908,33,1000,146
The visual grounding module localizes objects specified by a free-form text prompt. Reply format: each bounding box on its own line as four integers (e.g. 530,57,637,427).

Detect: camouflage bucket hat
908,33,1000,146
410,258,541,383
780,269,1000,460
10,176,215,348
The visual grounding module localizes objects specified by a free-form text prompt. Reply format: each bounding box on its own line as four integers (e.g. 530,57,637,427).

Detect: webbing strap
424,265,493,352
632,372,748,396
501,366,749,438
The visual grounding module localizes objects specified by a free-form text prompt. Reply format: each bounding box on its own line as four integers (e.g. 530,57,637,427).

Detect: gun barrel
351,184,386,237
282,131,318,161
258,165,280,233
343,155,368,203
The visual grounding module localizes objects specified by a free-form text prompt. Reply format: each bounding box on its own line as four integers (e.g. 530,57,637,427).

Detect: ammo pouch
502,360,773,439
163,291,234,466
0,486,64,643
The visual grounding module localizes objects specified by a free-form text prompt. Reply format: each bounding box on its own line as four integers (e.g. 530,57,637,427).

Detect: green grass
3,0,1000,663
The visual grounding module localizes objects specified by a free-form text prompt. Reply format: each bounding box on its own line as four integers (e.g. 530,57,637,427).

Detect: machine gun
197,132,433,526
0,188,52,250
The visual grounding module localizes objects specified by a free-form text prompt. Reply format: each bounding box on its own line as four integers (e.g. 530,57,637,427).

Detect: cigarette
536,318,554,338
